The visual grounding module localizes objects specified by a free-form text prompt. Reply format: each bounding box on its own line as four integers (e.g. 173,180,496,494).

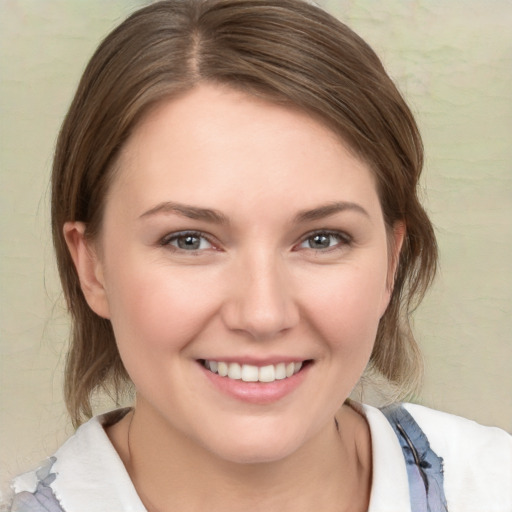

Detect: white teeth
275,363,286,380
203,359,306,383
259,365,275,383
241,364,259,382
227,362,242,379
218,362,228,377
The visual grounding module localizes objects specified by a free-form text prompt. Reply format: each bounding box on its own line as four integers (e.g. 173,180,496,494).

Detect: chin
211,440,299,465
200,421,309,465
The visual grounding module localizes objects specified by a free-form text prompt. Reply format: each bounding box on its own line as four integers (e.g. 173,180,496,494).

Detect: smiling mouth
200,360,310,383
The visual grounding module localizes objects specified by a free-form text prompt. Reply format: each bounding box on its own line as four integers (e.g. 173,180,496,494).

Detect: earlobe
63,222,111,319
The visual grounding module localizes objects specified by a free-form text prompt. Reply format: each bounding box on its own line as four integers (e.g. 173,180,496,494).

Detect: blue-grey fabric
10,458,64,512
381,404,449,512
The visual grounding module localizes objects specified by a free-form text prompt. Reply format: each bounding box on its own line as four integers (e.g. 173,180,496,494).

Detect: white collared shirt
11,404,512,511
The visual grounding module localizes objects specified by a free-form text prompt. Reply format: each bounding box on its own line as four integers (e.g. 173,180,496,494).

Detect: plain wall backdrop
1,0,511,497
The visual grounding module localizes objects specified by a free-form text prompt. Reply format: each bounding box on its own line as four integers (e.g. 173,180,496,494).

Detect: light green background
1,0,511,494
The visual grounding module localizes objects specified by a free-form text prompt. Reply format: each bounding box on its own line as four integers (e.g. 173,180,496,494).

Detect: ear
63,222,111,319
379,220,406,317
387,220,406,291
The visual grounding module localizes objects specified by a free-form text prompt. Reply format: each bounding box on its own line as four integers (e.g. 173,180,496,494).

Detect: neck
107,400,372,512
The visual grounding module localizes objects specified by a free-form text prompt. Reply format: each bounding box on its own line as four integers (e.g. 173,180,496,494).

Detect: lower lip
199,362,311,404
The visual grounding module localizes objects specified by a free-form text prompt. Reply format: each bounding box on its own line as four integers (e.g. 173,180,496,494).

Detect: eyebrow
294,201,369,223
139,201,229,224
139,200,368,225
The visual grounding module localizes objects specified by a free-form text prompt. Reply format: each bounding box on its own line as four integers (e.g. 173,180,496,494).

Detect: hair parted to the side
52,0,437,428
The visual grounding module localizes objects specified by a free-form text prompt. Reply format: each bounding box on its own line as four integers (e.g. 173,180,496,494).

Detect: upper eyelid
160,230,215,246
298,229,352,243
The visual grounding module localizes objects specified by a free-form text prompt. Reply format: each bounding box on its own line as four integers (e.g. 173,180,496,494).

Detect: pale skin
64,84,404,511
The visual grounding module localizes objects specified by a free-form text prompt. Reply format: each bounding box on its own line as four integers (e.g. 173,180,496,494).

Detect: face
68,84,401,464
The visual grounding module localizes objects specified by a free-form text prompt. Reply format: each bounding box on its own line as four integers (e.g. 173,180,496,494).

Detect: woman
10,0,511,511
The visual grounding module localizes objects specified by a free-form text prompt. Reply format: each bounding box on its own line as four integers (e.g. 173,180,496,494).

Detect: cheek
104,260,222,355
300,262,388,351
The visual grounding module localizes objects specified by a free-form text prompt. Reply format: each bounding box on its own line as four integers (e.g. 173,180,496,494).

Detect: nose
221,251,300,340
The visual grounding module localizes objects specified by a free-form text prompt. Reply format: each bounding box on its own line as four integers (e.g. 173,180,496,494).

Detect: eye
161,231,214,251
297,231,351,250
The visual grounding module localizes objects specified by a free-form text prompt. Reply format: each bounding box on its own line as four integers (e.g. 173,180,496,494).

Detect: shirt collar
50,408,147,512
360,403,411,512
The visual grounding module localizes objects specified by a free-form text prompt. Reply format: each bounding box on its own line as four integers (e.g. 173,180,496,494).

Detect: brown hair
52,0,437,427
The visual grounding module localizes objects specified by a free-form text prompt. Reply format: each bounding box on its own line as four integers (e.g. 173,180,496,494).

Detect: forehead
109,84,381,221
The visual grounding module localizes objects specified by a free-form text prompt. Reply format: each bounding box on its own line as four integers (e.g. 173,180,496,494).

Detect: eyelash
296,230,352,252
160,231,215,253
159,229,352,254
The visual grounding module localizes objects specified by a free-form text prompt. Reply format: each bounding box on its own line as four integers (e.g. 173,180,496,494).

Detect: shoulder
402,402,512,466
9,408,145,512
403,403,512,511
9,457,64,512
